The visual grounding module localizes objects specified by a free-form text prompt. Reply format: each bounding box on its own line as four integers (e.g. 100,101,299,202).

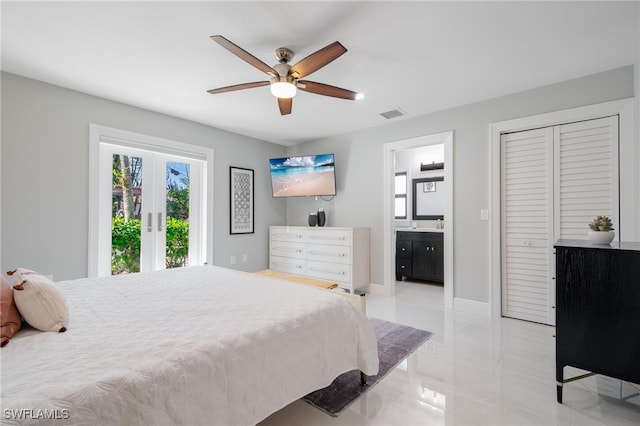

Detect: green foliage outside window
165,217,189,268
111,217,189,274
111,217,141,274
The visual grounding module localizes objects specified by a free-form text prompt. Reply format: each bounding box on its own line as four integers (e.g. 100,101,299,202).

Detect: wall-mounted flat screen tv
269,153,337,197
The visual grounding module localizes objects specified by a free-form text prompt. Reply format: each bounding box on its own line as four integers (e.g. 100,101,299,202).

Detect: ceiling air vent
380,108,407,119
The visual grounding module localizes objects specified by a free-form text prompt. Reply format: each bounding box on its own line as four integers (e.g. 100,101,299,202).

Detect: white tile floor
260,281,640,425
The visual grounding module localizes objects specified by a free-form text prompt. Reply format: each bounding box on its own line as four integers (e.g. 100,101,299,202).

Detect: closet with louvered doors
501,115,619,325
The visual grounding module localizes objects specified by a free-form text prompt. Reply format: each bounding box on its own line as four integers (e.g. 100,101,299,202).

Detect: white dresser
269,226,370,293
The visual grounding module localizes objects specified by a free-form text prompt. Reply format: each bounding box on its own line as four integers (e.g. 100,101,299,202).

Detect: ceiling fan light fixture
209,36,358,113
270,77,297,99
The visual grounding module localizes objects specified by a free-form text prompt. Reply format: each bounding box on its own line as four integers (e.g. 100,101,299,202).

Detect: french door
91,139,207,277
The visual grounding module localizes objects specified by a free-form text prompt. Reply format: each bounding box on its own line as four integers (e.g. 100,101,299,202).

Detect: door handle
147,212,153,232
158,212,164,232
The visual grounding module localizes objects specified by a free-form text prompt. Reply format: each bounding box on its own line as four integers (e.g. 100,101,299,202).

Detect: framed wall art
423,181,436,192
230,166,254,234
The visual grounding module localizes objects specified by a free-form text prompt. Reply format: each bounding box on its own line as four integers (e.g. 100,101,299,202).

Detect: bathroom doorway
382,131,454,308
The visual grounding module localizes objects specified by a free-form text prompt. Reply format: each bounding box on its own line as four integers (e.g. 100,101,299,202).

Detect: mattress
0,265,379,425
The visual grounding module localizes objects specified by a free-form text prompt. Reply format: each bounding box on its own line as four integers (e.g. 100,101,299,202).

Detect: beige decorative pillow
8,268,69,333
1,275,22,347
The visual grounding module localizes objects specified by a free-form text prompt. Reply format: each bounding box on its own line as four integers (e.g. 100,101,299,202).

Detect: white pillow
8,268,69,333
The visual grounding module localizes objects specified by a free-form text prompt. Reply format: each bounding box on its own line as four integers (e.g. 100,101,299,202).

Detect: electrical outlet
242,254,248,262
480,209,489,221
230,255,236,265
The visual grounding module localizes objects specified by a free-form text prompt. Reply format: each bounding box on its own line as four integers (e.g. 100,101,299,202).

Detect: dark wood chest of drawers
555,239,640,403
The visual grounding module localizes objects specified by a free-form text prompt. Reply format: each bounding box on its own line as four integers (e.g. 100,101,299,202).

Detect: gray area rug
302,318,433,416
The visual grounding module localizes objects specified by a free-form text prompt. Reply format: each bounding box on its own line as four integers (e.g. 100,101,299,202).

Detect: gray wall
287,65,637,303
2,65,637,305
1,72,286,280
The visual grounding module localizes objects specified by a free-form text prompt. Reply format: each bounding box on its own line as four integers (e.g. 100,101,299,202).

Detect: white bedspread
0,265,379,425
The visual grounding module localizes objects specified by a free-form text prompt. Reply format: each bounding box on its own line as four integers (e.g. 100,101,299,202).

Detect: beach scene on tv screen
270,154,336,197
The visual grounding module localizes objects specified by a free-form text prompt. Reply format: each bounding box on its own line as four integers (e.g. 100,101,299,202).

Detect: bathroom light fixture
420,161,444,171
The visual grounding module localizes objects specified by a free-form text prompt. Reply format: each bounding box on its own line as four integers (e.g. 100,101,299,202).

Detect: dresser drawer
306,229,351,246
306,260,351,283
269,256,305,275
270,227,305,242
269,241,305,259
306,243,351,264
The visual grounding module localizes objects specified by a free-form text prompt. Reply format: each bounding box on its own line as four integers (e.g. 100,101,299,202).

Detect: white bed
1,265,379,425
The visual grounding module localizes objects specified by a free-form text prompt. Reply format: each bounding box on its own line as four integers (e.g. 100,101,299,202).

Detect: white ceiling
2,1,638,146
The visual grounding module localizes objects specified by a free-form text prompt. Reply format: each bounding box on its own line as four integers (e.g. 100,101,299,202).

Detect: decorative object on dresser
554,240,640,404
269,226,370,293
587,215,615,244
317,208,326,227
229,166,254,234
308,212,317,226
396,230,444,283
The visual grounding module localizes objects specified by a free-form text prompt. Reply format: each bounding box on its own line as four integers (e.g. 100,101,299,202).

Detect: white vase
587,230,615,244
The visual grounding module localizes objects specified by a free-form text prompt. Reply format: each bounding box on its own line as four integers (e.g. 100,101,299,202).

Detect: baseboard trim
368,282,388,296
454,297,490,316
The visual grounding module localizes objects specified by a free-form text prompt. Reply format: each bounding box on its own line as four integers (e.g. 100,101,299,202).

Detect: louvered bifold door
501,128,555,325
554,116,619,241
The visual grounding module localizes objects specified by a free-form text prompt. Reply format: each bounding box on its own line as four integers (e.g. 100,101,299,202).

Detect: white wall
395,144,445,228
0,72,287,280
287,65,636,304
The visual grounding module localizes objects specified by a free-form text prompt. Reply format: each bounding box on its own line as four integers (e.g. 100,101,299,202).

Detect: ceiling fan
207,35,363,115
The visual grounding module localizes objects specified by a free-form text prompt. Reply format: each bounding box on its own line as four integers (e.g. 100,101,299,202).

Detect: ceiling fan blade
297,80,358,100
210,35,278,77
289,41,347,79
207,81,269,95
278,98,292,115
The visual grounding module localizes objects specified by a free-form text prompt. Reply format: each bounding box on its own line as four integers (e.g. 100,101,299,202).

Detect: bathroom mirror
412,176,444,220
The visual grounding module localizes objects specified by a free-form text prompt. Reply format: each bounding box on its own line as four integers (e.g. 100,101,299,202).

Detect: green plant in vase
587,215,615,244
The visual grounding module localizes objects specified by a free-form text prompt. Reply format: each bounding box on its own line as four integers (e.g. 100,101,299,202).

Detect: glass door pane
165,161,190,269
111,154,143,275
93,131,208,278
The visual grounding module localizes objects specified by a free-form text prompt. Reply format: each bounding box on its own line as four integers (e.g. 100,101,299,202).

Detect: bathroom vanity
396,229,444,283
